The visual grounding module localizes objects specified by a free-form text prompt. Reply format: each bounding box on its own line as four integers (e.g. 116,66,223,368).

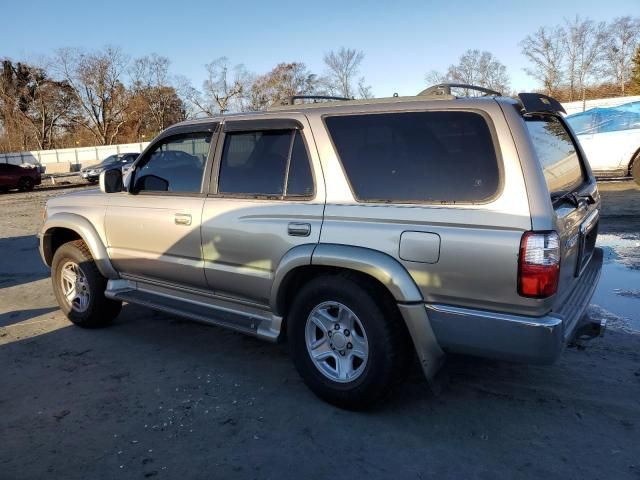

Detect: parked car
80,153,139,183
39,86,603,408
0,162,42,192
566,103,640,184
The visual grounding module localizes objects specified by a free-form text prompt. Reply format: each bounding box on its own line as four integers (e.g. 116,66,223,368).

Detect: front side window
134,132,211,193
325,111,500,203
525,116,584,198
218,129,314,198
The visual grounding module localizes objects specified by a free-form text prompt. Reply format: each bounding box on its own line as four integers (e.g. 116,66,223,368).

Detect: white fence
562,95,640,115
0,142,150,173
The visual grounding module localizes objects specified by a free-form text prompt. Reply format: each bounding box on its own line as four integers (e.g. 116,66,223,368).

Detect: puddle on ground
590,233,640,332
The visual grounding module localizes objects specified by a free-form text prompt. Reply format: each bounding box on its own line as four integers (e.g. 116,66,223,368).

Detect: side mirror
122,167,134,192
99,168,123,193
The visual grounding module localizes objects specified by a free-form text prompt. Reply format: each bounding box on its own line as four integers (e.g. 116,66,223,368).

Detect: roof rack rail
288,95,351,105
419,83,502,97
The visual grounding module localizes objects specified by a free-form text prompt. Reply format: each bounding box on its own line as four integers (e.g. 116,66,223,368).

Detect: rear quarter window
325,111,500,203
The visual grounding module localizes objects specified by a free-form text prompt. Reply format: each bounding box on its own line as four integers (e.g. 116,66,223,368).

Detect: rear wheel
18,177,35,191
287,274,409,409
631,154,640,186
51,240,122,327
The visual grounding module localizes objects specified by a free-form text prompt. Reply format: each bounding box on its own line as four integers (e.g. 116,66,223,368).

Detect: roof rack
419,83,502,97
288,95,351,105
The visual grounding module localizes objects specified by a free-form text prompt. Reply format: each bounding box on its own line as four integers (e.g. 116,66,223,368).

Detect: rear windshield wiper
552,191,595,208
574,191,596,204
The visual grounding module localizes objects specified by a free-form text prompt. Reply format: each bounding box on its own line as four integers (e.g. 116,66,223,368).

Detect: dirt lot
1,181,639,480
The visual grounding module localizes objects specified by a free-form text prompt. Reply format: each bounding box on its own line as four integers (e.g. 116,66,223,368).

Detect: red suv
0,163,42,192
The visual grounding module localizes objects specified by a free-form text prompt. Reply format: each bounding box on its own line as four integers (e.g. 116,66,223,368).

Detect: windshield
525,116,585,198
101,155,120,166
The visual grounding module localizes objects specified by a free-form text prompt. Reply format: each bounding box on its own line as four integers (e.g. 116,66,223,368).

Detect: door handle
174,213,192,226
288,222,311,237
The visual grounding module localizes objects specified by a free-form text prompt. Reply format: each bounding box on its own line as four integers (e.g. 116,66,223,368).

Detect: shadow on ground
0,307,58,328
0,302,638,480
0,235,49,289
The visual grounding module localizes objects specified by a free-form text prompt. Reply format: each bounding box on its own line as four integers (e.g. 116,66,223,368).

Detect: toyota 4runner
39,84,604,408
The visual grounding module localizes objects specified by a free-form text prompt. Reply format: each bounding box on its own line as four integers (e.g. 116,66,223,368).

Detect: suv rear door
201,114,324,306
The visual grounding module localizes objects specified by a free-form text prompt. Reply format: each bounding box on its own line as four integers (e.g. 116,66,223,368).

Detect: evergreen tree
630,45,640,94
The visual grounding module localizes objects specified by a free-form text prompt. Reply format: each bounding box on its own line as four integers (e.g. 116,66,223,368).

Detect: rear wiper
552,192,595,208
574,191,596,204
551,192,577,207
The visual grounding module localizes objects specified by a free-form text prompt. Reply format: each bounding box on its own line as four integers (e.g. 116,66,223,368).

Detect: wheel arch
41,213,119,279
271,244,444,381
271,244,423,317
627,146,640,175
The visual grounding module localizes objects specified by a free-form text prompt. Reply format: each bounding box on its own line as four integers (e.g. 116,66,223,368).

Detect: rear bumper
428,248,603,364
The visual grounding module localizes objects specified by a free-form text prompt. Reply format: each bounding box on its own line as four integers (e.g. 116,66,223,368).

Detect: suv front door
201,115,325,306
105,125,217,289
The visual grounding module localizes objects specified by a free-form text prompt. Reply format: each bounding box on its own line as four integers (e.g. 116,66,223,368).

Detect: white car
566,102,640,184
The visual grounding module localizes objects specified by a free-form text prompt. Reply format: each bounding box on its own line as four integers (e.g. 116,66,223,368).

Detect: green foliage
630,45,640,94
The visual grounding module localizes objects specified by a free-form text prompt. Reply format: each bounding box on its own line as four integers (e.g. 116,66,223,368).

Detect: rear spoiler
517,93,566,115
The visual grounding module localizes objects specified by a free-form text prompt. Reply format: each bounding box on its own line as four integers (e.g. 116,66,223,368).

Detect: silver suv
39,85,603,408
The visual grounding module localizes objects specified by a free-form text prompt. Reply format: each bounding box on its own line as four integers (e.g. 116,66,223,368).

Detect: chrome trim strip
426,303,562,328
579,208,599,235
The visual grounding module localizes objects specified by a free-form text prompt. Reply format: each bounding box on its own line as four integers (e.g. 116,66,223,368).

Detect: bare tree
130,54,185,132
604,16,640,95
425,70,448,86
54,47,130,145
520,26,565,96
357,77,373,99
563,16,608,102
427,50,510,95
323,48,366,98
184,58,251,115
247,62,318,110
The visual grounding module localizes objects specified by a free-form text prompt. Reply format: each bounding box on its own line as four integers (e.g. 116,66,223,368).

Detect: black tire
51,240,122,328
287,274,409,409
18,177,34,191
631,154,640,186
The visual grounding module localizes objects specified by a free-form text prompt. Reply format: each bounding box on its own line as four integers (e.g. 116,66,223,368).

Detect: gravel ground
0,181,639,480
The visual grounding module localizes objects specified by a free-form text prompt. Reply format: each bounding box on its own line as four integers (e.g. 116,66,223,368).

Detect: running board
105,279,282,342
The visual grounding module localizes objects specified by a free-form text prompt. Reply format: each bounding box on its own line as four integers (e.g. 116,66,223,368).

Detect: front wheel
18,177,34,191
51,240,122,327
287,275,409,409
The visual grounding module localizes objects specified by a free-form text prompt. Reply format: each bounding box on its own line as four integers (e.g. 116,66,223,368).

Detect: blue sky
1,0,638,96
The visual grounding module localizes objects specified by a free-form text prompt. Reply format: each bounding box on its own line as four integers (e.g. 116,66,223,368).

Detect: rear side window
525,116,584,198
285,132,314,197
218,130,314,198
325,111,500,203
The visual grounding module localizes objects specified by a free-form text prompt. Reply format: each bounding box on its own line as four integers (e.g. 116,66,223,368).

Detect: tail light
518,231,560,298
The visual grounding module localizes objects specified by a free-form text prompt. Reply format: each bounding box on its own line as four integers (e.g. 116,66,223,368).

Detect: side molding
41,213,119,279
